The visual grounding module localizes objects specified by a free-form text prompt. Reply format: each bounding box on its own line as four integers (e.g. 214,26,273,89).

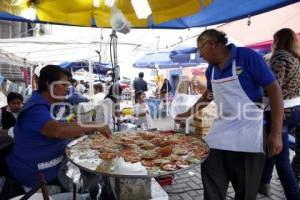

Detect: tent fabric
0,0,299,29
247,32,300,55
169,39,243,62
0,0,209,27
133,51,200,69
59,61,112,75
169,45,202,63
0,49,35,67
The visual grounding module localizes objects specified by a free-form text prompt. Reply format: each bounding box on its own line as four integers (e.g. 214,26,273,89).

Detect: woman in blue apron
5,65,111,189
176,29,283,200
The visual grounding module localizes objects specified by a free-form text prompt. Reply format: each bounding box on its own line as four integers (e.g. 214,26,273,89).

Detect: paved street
152,118,290,200
162,152,297,200
162,165,286,200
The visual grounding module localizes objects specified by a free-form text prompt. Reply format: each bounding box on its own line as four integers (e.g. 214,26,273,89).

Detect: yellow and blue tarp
0,0,299,28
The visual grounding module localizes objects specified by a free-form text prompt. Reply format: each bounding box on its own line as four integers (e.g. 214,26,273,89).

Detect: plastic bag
110,7,131,34
170,93,201,118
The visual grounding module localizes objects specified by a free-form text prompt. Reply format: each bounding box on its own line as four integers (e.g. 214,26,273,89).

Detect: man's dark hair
70,79,77,85
139,72,144,78
105,84,123,103
38,65,71,93
7,92,23,103
135,91,145,103
197,29,228,45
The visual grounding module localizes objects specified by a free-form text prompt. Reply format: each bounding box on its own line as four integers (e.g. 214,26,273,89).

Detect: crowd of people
0,28,299,200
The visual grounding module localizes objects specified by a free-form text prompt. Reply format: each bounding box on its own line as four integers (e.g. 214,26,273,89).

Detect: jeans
145,99,160,119
292,124,300,177
261,106,300,200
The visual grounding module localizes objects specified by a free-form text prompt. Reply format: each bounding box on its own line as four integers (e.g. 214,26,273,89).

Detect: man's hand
267,131,283,156
175,111,191,123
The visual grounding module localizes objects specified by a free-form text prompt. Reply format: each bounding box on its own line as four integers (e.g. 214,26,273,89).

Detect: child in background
133,91,152,129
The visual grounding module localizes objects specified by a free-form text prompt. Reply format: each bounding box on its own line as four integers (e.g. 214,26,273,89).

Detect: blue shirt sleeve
24,105,53,133
205,66,213,91
240,48,276,87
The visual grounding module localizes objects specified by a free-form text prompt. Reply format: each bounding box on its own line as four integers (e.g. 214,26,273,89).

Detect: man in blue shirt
133,72,148,93
176,29,283,200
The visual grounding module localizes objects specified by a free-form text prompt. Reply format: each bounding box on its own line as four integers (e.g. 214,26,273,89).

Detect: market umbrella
59,61,112,75
169,45,206,64
0,0,298,28
133,51,200,69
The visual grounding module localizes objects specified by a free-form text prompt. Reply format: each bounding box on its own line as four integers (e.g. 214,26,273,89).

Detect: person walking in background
259,28,300,199
133,72,148,93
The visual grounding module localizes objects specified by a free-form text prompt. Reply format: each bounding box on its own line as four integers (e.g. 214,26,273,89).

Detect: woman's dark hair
38,65,71,93
160,79,172,93
7,92,23,103
105,84,123,103
135,91,145,103
197,29,228,45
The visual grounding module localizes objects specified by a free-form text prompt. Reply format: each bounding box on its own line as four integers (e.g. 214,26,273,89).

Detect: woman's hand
97,125,112,138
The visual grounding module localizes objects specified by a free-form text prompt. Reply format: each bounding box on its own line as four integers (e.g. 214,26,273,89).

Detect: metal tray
66,132,209,179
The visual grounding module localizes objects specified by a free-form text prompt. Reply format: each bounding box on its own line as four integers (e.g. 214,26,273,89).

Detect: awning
133,51,200,69
0,0,299,28
59,61,112,75
247,32,300,55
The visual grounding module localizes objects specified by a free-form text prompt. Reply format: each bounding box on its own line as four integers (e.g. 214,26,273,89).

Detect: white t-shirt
133,103,152,127
76,84,86,94
92,93,105,105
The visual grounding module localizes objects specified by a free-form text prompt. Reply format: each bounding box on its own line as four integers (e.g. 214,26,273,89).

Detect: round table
66,132,209,200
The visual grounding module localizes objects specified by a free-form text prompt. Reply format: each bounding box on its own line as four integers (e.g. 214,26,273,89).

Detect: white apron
205,60,264,153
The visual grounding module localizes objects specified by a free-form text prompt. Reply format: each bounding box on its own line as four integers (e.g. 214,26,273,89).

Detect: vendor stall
67,130,209,200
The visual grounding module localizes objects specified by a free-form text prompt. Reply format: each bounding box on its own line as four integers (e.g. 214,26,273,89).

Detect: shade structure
247,32,300,56
169,45,206,64
0,0,299,28
59,61,112,75
133,51,200,69
169,38,244,62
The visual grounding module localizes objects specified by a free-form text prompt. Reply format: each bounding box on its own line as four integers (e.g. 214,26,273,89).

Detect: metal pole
88,60,94,96
110,30,121,131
